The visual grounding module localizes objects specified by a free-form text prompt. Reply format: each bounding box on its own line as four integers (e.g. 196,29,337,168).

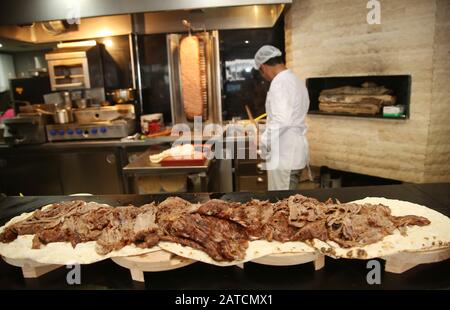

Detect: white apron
260,69,310,191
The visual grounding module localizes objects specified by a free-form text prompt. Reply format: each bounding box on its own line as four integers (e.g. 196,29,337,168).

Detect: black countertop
0,183,449,290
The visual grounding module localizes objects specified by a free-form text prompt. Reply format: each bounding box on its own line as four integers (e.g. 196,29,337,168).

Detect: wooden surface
111,250,195,282
252,252,325,270
383,247,450,274
1,256,62,278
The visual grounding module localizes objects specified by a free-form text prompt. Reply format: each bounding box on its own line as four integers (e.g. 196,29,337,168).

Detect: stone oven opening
306,75,411,119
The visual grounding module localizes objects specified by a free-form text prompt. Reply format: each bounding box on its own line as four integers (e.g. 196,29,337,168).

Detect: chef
254,45,311,190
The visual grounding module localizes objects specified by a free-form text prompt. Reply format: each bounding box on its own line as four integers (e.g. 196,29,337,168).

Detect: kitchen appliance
19,101,74,125
9,77,51,113
107,88,135,104
44,89,105,109
46,104,135,141
167,30,222,124
45,45,104,91
53,109,74,124
73,104,135,123
18,103,56,114
74,98,89,109
3,113,49,145
46,120,134,141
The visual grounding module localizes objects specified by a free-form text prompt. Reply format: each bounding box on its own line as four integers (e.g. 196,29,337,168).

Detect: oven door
48,58,91,91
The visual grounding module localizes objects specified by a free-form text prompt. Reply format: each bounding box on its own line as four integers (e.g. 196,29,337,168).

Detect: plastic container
140,113,164,135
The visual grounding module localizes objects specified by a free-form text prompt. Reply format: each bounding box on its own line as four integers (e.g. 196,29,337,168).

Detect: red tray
160,154,206,166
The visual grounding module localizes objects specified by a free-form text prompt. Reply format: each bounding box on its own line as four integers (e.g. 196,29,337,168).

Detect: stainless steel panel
131,32,144,115
45,51,90,60
0,1,290,25
167,31,222,125
46,121,133,141
167,34,182,125
139,4,285,34
58,151,124,195
0,153,63,195
47,58,91,90
73,104,135,123
0,15,132,44
45,46,103,91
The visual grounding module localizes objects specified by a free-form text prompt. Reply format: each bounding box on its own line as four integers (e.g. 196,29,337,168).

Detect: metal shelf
308,110,408,120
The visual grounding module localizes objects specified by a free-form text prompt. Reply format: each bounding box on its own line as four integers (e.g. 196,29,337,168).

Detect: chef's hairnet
254,45,282,70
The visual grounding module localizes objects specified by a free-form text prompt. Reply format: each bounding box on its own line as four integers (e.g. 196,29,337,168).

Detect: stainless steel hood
0,0,291,26
134,4,286,34
0,3,287,44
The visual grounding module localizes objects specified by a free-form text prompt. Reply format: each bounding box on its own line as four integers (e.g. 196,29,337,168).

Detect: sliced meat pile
156,197,248,261
0,201,104,245
0,200,160,255
0,195,431,261
95,203,159,255
195,195,430,248
286,194,430,248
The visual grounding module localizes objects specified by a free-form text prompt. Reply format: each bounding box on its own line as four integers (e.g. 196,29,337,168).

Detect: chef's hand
249,126,261,154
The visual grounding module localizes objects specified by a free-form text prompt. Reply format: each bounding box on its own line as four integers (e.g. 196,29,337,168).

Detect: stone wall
285,0,449,182
424,0,450,182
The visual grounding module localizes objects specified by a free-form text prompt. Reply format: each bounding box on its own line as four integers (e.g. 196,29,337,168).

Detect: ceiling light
57,40,97,48
245,40,249,44
0,43,3,48
103,39,113,47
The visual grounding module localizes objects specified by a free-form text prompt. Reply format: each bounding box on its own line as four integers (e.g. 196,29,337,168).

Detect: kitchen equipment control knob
100,127,107,133
75,128,83,135
58,129,65,135
106,154,116,164
49,129,57,136
91,128,98,134
67,129,74,135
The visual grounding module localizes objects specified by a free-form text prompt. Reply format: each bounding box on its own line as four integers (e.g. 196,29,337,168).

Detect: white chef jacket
260,69,310,189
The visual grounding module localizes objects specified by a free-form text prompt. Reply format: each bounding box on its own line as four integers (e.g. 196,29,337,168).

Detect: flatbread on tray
1,197,449,266
0,204,160,265
309,197,450,259
159,240,315,266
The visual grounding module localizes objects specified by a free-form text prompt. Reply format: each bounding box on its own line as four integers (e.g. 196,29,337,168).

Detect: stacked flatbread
319,82,396,115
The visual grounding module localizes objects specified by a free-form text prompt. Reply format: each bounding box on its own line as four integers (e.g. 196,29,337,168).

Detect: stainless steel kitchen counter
0,134,246,195
0,138,174,151
0,134,251,152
